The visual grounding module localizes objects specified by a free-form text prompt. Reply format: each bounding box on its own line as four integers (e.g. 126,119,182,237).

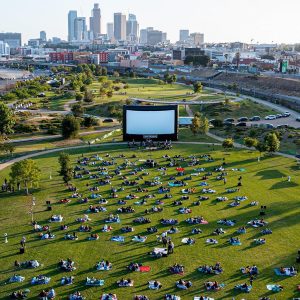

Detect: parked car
249,116,261,121
236,122,247,127
276,124,289,129
238,117,248,122
265,123,275,129
103,118,114,123
283,112,291,117
223,121,235,127
276,114,283,118
224,118,235,123
265,115,276,120
296,117,300,122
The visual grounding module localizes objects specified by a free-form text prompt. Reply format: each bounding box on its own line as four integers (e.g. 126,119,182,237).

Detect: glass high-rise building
114,13,126,41
90,3,101,38
68,10,77,41
126,14,139,42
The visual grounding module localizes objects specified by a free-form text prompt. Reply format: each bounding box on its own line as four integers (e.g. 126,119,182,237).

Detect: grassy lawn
0,145,299,300
190,99,279,120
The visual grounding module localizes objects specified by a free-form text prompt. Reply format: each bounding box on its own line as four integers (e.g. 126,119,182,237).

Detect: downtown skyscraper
68,10,77,41
114,13,126,41
90,3,101,39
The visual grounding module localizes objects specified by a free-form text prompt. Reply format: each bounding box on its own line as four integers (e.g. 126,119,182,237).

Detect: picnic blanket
9,275,25,283
132,236,147,242
274,268,297,276
111,236,125,242
139,266,151,272
31,276,51,285
168,182,185,187
267,284,282,292
181,238,195,245
86,278,104,286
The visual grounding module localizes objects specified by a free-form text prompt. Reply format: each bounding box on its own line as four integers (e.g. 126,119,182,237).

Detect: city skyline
0,0,300,44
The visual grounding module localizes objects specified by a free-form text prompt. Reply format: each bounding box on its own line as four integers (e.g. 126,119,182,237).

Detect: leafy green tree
265,133,280,153
58,153,73,184
75,93,83,101
190,116,201,135
71,103,85,118
222,138,234,149
193,82,203,93
244,137,258,148
200,115,210,134
10,159,41,194
255,141,268,157
107,90,113,98
0,143,16,156
83,90,94,103
113,71,120,77
83,116,98,128
61,115,80,139
101,67,108,76
0,102,15,137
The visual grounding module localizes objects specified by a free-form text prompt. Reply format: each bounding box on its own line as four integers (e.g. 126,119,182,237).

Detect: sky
0,0,299,44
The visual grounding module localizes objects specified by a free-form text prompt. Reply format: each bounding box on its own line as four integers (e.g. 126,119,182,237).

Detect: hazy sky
1,0,299,44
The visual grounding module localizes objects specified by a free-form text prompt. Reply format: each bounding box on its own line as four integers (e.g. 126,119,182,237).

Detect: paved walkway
5,127,121,144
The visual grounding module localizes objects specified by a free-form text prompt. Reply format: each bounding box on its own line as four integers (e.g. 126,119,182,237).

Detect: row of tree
222,132,281,155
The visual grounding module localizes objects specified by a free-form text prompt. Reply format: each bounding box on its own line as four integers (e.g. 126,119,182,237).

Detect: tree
244,137,258,149
255,141,268,157
222,138,234,149
235,52,241,69
193,82,203,93
10,159,41,194
61,115,80,139
190,116,201,135
200,116,210,134
83,116,98,128
265,133,280,153
71,103,85,118
113,71,119,77
107,90,113,98
75,93,83,101
83,90,94,103
58,153,73,184
0,102,15,137
101,67,108,76
0,143,16,156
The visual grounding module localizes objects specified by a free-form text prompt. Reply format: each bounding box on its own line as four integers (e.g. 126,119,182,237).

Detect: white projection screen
123,105,178,141
127,110,175,134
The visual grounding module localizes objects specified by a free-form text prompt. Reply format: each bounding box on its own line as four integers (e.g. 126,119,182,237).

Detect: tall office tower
147,30,163,45
74,17,88,41
126,14,139,42
90,3,101,38
40,31,47,42
139,29,148,44
0,32,22,48
190,32,204,46
114,13,126,41
179,29,189,42
107,23,114,40
68,10,78,41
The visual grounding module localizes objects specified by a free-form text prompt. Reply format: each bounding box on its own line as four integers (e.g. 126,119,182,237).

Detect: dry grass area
214,73,300,97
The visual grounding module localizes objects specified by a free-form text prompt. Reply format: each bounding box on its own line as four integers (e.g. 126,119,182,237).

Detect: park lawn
178,129,219,144
89,78,195,105
0,144,299,300
190,99,279,120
